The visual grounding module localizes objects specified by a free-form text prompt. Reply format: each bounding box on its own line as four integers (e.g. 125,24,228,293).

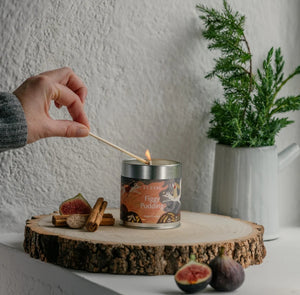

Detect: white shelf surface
1,227,300,295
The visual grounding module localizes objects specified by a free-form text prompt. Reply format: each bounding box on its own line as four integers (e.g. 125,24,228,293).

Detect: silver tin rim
121,159,182,179
120,221,180,229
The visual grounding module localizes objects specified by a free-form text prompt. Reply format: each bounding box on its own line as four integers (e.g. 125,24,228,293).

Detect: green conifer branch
197,0,300,147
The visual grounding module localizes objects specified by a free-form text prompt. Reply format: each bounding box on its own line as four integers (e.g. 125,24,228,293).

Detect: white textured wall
0,0,299,233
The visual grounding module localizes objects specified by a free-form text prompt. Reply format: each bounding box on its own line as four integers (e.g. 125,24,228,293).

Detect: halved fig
175,255,212,293
59,193,92,215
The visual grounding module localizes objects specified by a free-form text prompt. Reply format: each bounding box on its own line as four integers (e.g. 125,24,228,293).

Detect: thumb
47,119,90,138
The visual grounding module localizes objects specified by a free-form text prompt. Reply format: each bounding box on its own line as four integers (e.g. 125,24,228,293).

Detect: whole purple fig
209,247,245,291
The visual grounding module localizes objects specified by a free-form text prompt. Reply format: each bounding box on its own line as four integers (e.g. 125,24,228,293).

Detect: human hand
13,67,90,144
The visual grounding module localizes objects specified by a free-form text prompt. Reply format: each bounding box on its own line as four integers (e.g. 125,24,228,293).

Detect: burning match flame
145,149,152,165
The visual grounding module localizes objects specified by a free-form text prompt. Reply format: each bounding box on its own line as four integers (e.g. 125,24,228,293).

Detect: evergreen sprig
197,0,300,147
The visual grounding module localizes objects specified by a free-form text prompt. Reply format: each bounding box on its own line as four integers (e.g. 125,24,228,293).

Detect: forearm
0,92,27,152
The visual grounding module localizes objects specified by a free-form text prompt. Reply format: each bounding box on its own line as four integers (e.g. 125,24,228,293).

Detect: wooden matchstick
89,132,149,165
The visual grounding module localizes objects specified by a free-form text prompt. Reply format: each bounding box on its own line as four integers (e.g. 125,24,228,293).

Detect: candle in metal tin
120,159,182,229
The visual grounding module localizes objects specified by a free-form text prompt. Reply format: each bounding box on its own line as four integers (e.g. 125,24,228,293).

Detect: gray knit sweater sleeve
0,92,27,152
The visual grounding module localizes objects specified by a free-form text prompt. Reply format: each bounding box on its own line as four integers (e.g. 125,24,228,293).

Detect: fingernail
76,127,89,137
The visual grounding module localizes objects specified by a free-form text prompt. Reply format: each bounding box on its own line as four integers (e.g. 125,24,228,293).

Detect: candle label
120,176,181,226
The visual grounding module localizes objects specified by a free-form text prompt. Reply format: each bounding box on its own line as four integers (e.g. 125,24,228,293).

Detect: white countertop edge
1,228,300,295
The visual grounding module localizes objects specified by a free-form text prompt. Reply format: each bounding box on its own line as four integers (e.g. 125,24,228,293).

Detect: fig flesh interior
175,263,212,285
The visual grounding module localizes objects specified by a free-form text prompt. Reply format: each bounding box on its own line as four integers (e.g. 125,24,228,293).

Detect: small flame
145,149,152,163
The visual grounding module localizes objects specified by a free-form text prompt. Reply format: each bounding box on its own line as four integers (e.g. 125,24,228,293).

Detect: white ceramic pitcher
211,143,300,241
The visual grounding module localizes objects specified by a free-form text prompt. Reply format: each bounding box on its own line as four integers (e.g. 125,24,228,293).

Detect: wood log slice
23,209,266,275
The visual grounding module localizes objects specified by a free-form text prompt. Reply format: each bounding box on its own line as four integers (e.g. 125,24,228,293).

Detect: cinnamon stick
53,213,112,221
86,200,108,232
95,201,107,226
86,197,104,226
52,213,113,227
99,216,115,226
52,218,68,227
52,214,89,225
